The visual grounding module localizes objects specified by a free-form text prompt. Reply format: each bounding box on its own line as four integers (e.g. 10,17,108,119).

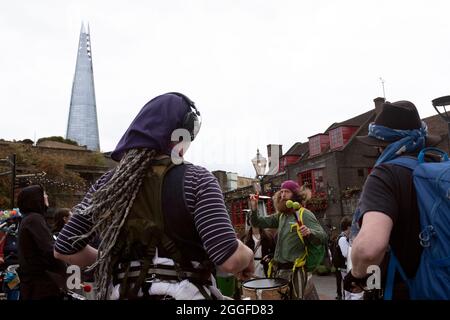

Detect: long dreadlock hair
74,148,158,299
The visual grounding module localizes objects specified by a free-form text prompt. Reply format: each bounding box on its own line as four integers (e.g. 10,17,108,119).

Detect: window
313,169,325,193
330,127,344,149
357,169,364,177
298,169,325,193
299,171,312,189
309,136,321,156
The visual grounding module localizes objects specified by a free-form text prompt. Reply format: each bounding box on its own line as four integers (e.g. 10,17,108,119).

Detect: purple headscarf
111,93,192,162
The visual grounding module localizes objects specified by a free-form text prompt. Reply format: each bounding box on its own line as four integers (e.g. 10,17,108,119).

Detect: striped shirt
54,164,238,265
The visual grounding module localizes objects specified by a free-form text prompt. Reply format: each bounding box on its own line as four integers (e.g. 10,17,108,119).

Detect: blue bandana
369,121,428,166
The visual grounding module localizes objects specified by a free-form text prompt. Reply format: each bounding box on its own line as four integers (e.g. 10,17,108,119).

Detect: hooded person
250,180,327,300
0,212,21,269
17,185,66,300
54,92,254,300
345,100,443,299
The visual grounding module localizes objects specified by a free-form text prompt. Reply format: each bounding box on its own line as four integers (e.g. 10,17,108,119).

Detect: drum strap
253,240,262,254
291,266,308,299
292,208,308,271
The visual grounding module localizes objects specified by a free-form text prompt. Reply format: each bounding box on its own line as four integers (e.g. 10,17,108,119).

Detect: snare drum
242,278,289,300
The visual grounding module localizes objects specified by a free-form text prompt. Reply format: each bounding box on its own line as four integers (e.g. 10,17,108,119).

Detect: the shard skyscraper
66,23,100,151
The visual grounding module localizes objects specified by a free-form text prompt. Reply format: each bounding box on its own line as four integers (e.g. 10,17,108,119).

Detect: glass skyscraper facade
66,23,100,151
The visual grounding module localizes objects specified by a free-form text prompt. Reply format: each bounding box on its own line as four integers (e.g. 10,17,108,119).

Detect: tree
0,141,110,209
19,139,34,145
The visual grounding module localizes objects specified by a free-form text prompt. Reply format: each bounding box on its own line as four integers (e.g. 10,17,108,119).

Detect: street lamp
432,95,450,149
250,149,270,220
251,148,267,194
252,148,267,178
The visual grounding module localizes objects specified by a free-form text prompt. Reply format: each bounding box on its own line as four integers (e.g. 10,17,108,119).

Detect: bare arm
351,211,393,278
54,245,98,268
217,239,254,279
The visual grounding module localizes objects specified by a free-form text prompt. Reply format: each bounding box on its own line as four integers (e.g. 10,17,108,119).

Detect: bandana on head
368,121,428,166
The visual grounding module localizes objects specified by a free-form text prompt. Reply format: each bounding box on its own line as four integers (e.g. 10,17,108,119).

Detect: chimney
267,144,282,175
373,97,385,115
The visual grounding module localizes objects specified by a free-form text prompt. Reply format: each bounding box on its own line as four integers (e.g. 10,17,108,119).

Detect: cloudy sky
1,0,449,177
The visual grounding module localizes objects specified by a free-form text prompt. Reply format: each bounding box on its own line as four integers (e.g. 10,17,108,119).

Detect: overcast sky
1,0,449,177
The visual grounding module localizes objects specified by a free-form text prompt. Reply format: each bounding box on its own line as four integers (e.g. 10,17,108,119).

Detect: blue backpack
384,147,450,300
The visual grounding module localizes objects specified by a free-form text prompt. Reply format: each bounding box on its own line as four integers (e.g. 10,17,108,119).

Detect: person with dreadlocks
54,92,254,300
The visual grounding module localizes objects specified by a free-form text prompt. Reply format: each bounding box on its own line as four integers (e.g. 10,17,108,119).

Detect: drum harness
110,159,214,300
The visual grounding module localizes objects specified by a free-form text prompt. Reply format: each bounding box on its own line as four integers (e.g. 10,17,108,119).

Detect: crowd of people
1,94,448,300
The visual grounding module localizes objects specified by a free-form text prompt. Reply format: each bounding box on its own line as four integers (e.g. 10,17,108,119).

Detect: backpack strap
292,208,308,271
387,147,449,169
162,163,209,265
417,147,449,163
383,155,418,300
386,156,418,171
384,250,411,300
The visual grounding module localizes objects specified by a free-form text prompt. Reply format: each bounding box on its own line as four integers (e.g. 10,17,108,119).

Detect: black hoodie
17,185,66,288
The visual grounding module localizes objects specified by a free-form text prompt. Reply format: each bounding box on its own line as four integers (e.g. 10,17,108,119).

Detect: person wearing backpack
250,180,327,300
344,100,449,300
54,93,254,300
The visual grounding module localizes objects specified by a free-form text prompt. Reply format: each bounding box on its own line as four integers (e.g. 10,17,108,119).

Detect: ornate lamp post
251,149,267,194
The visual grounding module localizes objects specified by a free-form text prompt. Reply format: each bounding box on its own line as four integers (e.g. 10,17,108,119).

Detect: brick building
224,97,450,231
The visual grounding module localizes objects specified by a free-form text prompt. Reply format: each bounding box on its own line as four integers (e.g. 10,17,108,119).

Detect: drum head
242,278,288,289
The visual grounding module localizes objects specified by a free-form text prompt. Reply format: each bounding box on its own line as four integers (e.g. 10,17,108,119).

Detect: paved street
313,274,337,300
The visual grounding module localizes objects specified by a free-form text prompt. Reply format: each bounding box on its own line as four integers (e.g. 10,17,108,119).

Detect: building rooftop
326,109,375,132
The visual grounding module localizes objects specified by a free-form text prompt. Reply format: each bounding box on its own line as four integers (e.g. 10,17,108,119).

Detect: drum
242,278,289,300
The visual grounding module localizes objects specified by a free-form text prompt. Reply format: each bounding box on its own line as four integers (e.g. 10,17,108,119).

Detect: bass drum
242,278,289,300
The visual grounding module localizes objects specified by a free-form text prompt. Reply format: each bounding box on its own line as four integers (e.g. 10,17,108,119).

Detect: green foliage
37,136,79,146
0,141,110,209
84,151,106,166
19,139,34,145
0,177,10,208
341,186,361,199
